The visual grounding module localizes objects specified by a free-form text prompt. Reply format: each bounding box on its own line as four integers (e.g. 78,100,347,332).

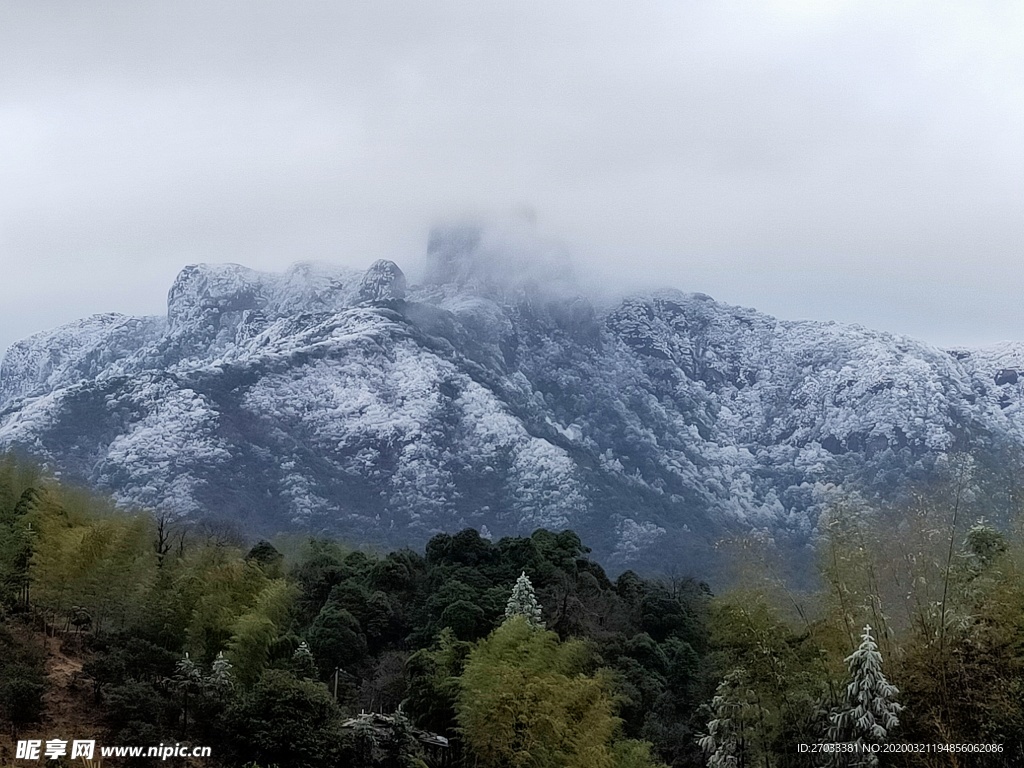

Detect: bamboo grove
3,453,1024,767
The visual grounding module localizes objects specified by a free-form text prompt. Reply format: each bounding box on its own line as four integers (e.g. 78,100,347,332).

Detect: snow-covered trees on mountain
5,226,1024,576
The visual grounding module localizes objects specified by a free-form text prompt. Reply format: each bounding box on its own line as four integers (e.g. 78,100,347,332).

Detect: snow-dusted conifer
505,571,544,627
173,652,203,690
210,651,234,692
965,519,1006,569
292,639,317,678
294,639,314,661
171,652,204,736
827,625,902,767
698,668,766,768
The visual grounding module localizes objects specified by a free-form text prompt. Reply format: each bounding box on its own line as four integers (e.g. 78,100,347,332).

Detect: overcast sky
2,1,1023,355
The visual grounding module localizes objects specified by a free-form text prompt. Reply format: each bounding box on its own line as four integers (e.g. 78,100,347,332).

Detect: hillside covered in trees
7,227,1024,581
3,453,1024,767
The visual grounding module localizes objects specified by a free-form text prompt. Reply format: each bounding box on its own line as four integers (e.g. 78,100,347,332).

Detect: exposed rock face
2,227,1024,579
358,260,407,303
167,263,264,332
995,369,1019,386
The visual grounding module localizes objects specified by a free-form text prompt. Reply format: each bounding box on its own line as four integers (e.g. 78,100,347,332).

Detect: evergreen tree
965,520,1007,570
292,640,317,679
698,668,768,768
173,653,203,688
505,571,544,627
225,669,343,768
210,651,234,693
827,625,902,767
171,653,204,737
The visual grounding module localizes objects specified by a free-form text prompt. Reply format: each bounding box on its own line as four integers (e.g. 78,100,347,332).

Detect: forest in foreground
2,453,1024,767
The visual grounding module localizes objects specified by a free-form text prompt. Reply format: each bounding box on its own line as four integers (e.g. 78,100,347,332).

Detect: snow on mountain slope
947,343,1024,444
0,313,165,407
2,225,1022,577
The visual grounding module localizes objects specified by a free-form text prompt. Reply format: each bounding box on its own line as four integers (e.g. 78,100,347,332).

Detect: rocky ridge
2,225,1023,578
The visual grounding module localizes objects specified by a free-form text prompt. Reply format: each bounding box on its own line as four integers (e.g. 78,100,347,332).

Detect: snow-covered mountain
3,225,1023,578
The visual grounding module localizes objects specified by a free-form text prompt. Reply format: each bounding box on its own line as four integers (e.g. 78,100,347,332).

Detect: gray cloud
2,0,1023,353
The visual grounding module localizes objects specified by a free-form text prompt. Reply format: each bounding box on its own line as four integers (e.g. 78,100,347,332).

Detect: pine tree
210,651,234,693
505,571,544,627
292,640,317,679
827,625,902,767
171,653,204,737
698,668,767,768
295,639,312,657
173,653,203,688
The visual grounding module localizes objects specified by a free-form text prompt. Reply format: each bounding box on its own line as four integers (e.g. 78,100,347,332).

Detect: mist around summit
3,223,1024,583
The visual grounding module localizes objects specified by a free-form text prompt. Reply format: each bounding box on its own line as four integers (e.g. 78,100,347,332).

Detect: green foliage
708,589,831,760
307,604,368,677
245,540,285,576
181,549,279,662
815,492,1024,762
440,598,485,639
226,669,343,768
893,529,1024,759
289,538,352,624
458,616,631,768
0,466,34,612
0,625,46,728
0,457,714,767
966,520,1007,569
102,679,175,743
16,447,1024,767
83,633,180,687
228,579,298,687
404,627,472,737
28,491,156,632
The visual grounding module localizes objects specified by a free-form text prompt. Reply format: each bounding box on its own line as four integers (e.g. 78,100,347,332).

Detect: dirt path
1,627,106,766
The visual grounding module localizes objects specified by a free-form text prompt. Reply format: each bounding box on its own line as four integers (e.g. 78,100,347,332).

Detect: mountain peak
167,263,264,331
5,234,1024,579
164,261,365,341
